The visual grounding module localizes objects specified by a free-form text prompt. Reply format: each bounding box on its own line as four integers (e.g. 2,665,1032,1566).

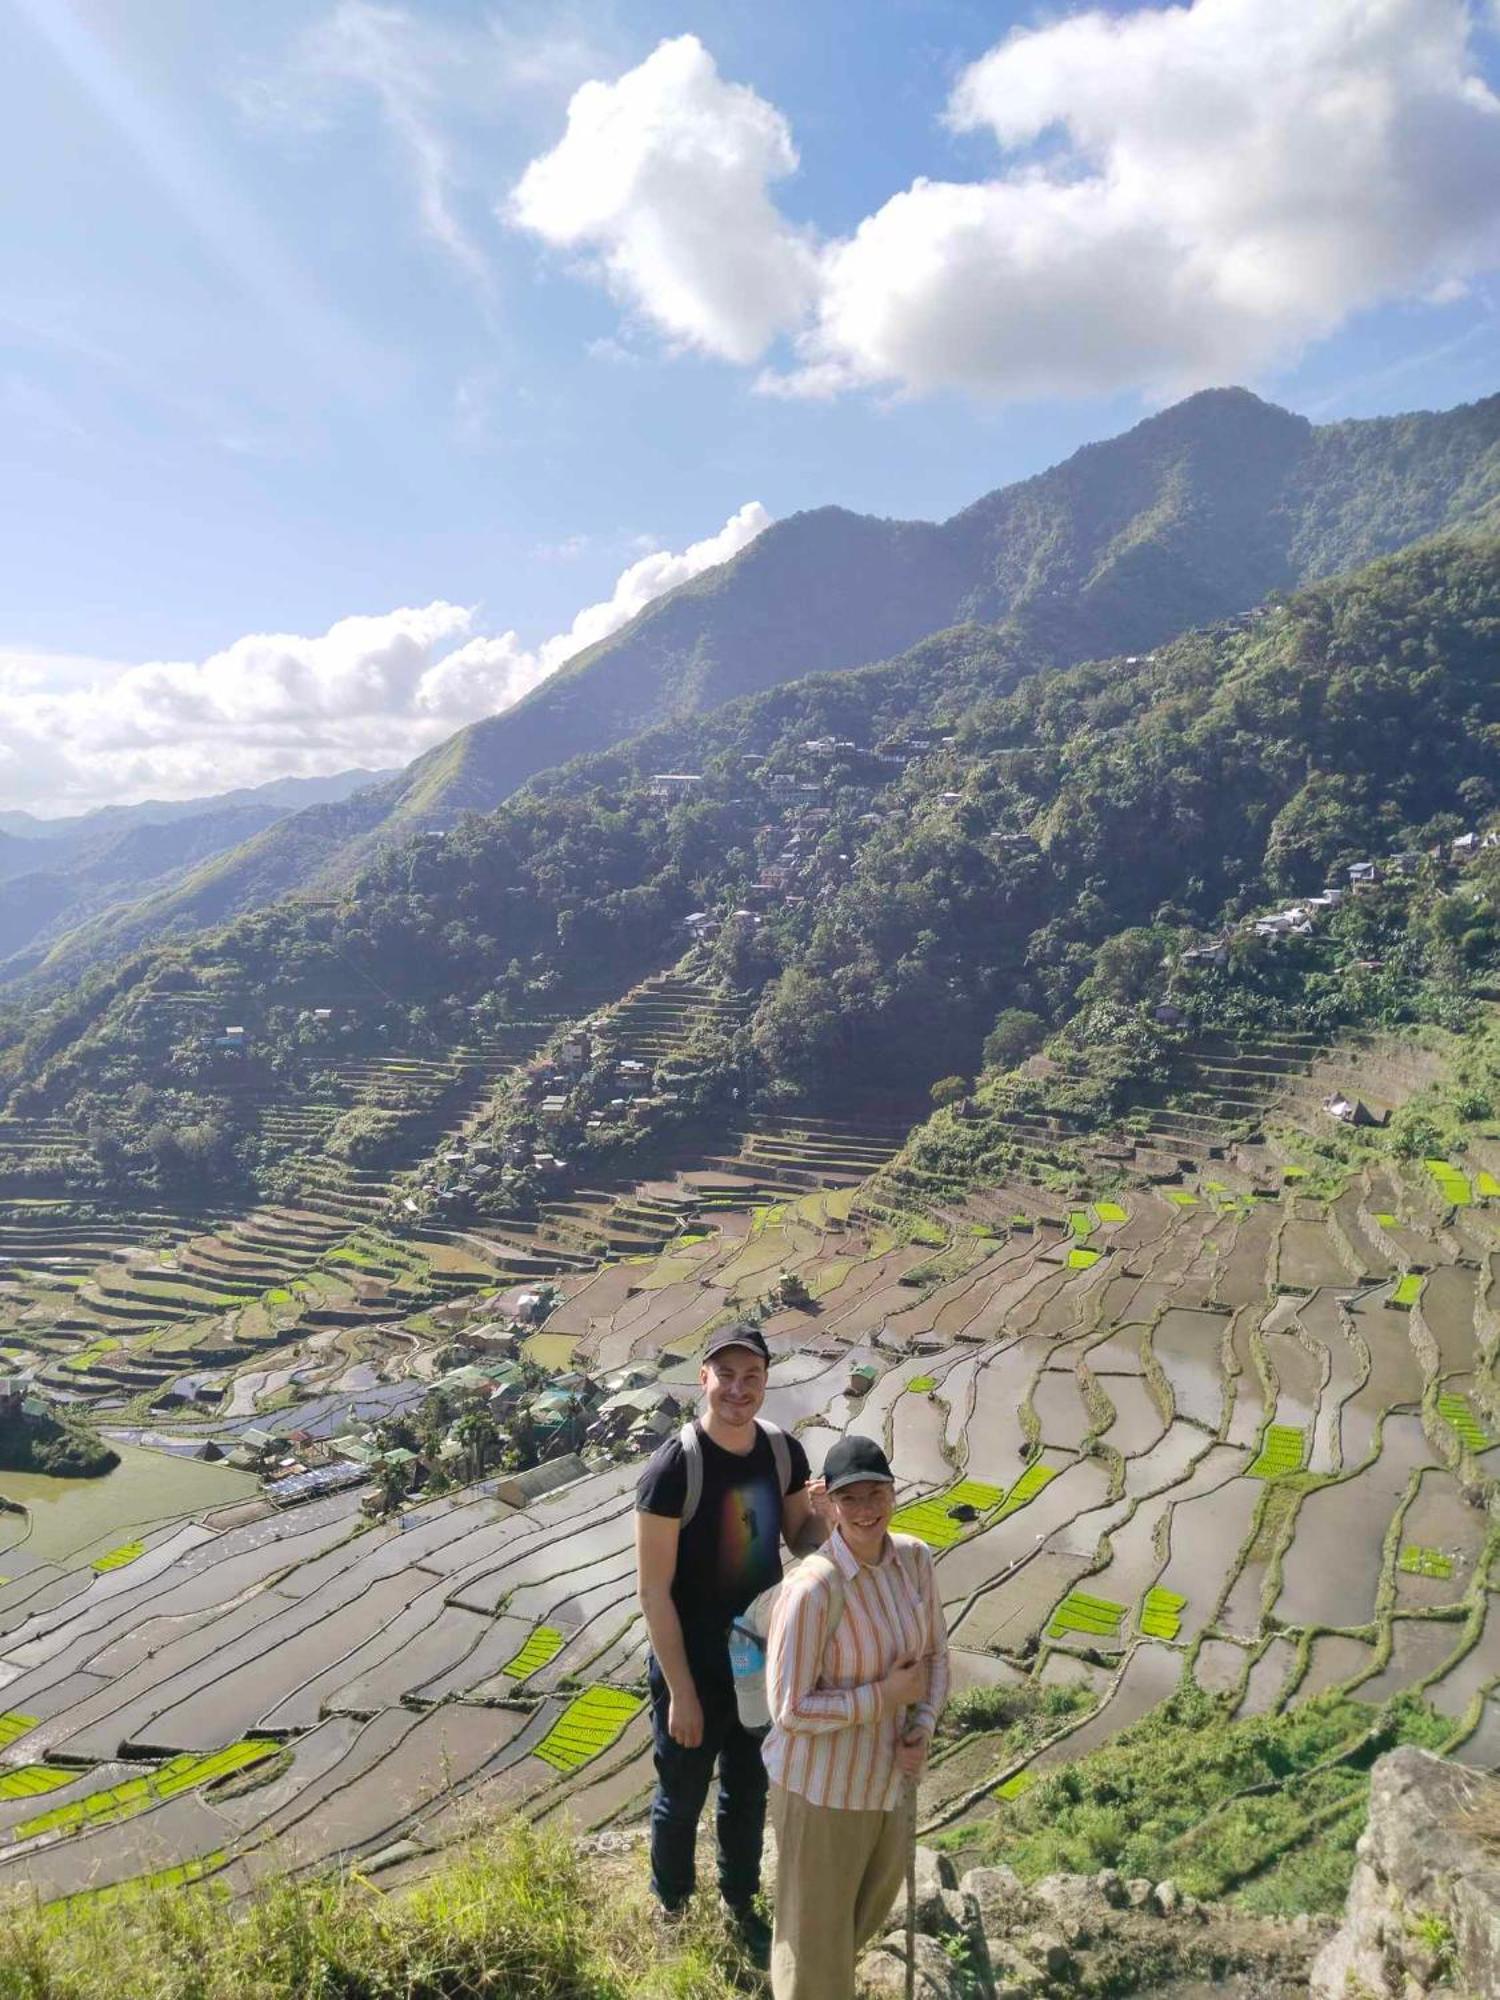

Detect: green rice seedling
1139,1587,1188,1640
1166,1190,1198,1206
994,1769,1036,1800
533,1687,643,1772
1424,1159,1472,1206
1390,1273,1423,1308
503,1626,567,1680
1068,1210,1092,1240
0,1764,77,1801
91,1541,146,1573
1436,1393,1494,1454
1247,1425,1307,1480
891,1479,1006,1548
1373,1212,1398,1227
907,1375,937,1393
0,1713,38,1750
1048,1591,1126,1642
10,1741,277,1843
1476,1171,1500,1200
993,1464,1058,1520
1397,1545,1454,1579
1093,1201,1128,1224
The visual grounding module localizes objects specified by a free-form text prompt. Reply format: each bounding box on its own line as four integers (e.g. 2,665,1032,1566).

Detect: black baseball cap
701,1322,771,1366
823,1434,895,1493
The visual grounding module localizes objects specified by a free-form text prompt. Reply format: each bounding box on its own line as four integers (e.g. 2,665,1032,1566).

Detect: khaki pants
770,1783,909,2000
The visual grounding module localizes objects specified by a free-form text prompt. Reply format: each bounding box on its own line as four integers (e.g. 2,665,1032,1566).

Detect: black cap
823,1434,895,1493
701,1322,771,1366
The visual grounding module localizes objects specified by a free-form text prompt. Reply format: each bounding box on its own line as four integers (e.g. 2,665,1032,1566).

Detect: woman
764,1433,950,2000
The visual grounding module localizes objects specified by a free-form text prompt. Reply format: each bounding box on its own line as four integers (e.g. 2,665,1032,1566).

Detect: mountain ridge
17,384,1500,990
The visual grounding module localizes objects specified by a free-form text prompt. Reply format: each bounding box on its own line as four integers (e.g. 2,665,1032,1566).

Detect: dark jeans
647,1649,768,1913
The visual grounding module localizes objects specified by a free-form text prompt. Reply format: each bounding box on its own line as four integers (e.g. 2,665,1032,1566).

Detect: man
635,1321,824,1960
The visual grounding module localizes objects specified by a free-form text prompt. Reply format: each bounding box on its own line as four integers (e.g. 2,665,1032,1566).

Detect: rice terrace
0,994,1494,1915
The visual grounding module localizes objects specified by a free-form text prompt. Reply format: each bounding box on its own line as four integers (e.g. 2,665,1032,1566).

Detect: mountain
17,385,1500,989
0,769,397,975
11,527,1499,1205
0,766,397,841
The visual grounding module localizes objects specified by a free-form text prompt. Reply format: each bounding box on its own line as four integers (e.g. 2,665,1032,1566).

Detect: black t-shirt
636,1421,810,1653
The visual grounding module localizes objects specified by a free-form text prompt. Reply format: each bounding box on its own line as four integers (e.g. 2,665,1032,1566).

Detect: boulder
888,1842,960,1934
1030,1871,1109,1946
1311,1748,1500,2000
959,1863,1033,1938
859,1933,965,1998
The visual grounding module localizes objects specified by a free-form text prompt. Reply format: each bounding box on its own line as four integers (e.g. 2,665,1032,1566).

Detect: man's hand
668,1684,704,1748
895,1728,930,1779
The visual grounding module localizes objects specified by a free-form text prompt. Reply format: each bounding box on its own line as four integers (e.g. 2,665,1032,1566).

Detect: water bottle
728,1619,770,1730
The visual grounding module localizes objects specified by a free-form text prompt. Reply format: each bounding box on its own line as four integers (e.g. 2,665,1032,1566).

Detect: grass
1397,1545,1455,1579
1139,1586,1188,1641
891,1479,1006,1548
534,1688,644,1773
1048,1591,1126,1642
966,1685,1453,1915
503,1626,567,1681
0,1819,746,1996
1437,1392,1494,1454
1247,1425,1308,1480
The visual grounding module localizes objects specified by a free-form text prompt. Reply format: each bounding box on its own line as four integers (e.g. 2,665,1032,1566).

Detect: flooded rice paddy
0,1143,1492,1906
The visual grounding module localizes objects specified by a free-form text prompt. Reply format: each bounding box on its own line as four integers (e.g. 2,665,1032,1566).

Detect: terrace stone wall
1311,1747,1500,2000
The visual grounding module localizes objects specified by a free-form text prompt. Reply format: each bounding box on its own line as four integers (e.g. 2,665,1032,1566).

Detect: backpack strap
758,1417,793,1498
679,1416,792,1530
677,1421,703,1529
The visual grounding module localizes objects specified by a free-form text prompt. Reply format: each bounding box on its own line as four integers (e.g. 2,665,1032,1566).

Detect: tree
929,1075,970,1110
455,1406,500,1482
983,1009,1046,1073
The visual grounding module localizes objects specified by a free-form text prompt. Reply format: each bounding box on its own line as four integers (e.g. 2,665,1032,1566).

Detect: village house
648,773,703,801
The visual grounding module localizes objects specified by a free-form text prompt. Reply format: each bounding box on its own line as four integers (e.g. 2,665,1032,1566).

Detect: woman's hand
895,1729,930,1778
879,1658,927,1714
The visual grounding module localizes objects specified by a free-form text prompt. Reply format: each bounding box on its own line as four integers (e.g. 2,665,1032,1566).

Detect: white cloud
1,502,770,816
513,3,1500,401
509,34,818,363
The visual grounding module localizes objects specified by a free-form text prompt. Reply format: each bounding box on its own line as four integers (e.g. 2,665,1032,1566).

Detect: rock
1311,1748,1500,2000
981,1940,1046,1999
861,1933,964,1998
888,1843,960,1934
960,1863,1032,1937
1019,1927,1073,1978
1095,1867,1129,1907
1126,1876,1154,1909
1152,1878,1182,1916
1030,1872,1107,1946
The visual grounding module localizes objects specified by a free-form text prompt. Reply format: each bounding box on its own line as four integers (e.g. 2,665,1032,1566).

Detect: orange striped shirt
763,1528,950,1811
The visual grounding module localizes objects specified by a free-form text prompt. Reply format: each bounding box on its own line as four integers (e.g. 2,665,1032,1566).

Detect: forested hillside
0,767,392,976
24,386,1500,988
5,530,1497,1211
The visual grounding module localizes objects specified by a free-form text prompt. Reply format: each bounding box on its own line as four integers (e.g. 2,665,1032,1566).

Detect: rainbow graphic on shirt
717,1466,783,1600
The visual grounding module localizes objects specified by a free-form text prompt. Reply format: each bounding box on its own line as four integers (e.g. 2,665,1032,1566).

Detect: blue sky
4,0,1500,812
